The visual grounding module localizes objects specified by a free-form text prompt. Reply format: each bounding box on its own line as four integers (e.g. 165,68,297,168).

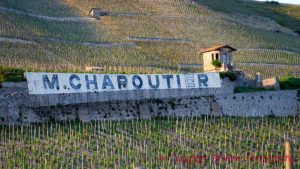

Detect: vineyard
0,0,300,78
1,1,300,168
0,116,299,168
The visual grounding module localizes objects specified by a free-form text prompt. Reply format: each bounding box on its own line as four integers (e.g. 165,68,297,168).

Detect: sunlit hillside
0,0,300,78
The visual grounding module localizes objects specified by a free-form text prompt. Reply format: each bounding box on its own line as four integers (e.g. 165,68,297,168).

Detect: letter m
43,74,59,90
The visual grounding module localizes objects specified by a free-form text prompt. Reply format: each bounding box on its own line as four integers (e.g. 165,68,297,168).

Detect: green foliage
0,67,26,83
279,77,300,90
212,59,222,68
265,1,279,5
219,71,237,81
0,68,7,88
0,72,5,82
234,87,275,93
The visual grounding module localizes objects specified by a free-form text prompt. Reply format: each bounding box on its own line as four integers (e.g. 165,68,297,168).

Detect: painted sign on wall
25,72,222,95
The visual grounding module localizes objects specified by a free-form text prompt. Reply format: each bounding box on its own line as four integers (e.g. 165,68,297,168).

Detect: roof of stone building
199,45,237,54
89,8,101,13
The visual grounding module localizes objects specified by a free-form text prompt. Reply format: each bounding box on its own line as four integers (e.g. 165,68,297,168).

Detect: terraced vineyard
1,1,300,168
0,0,300,78
0,117,299,168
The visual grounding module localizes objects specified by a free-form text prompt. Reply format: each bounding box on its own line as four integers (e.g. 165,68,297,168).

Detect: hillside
0,0,300,78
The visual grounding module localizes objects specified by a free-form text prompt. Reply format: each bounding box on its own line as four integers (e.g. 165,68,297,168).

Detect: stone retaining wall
216,90,297,117
19,96,221,123
0,78,299,125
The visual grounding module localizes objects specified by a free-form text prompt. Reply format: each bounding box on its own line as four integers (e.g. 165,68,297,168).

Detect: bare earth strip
103,11,218,20
127,36,191,43
237,62,300,68
0,36,136,47
239,48,300,55
0,6,97,22
92,10,222,23
0,37,34,44
32,37,137,47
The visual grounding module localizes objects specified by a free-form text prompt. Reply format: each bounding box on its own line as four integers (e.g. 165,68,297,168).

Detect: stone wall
216,90,297,117
19,96,221,123
0,78,299,125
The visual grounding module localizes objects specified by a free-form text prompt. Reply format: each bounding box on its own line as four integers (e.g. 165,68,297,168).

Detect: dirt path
32,37,137,47
239,48,300,55
237,62,300,68
128,36,191,43
0,6,96,22
0,37,34,44
0,36,137,47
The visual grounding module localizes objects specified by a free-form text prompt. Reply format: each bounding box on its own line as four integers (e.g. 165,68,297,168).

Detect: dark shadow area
0,0,81,17
0,0,101,42
195,0,300,34
0,0,110,72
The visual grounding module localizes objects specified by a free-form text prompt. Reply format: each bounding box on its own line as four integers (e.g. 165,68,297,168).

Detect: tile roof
199,45,237,54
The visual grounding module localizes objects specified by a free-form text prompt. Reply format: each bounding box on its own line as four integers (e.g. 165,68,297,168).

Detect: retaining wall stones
19,96,221,123
216,90,297,117
0,78,299,125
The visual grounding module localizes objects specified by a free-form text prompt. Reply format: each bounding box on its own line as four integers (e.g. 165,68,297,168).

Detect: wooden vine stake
285,140,294,169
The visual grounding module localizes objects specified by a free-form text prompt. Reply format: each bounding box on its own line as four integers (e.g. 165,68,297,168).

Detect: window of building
216,53,219,60
211,54,214,60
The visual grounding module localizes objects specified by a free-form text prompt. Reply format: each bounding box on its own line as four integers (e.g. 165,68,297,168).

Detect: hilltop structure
200,45,237,72
89,8,107,18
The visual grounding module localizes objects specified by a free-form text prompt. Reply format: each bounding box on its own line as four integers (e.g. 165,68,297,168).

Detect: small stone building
85,66,104,72
199,45,236,72
262,77,280,90
89,8,108,17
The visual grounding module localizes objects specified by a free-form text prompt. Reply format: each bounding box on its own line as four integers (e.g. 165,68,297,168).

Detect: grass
0,117,299,168
234,87,275,93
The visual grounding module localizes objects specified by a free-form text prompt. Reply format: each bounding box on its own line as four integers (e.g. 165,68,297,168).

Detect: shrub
234,87,275,93
279,77,300,90
0,69,7,88
219,71,237,81
0,67,26,83
0,73,6,83
265,1,279,5
212,59,222,68
6,74,26,82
